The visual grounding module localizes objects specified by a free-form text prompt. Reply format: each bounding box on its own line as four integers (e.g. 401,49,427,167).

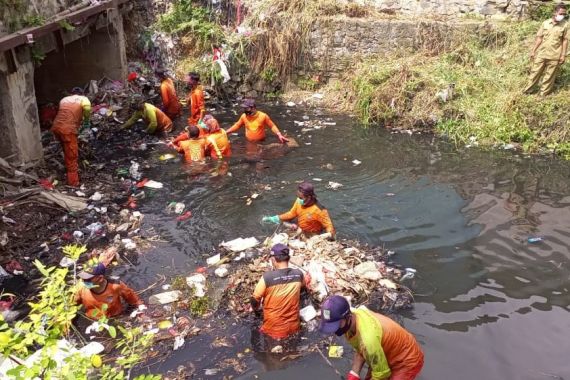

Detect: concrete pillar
0,52,43,164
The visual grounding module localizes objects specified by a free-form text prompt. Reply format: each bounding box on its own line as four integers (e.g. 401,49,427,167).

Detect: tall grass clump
336,20,570,158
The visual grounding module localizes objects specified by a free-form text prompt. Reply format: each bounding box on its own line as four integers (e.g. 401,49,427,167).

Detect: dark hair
273,253,290,263
555,3,567,11
155,69,168,79
188,72,200,82
188,125,200,138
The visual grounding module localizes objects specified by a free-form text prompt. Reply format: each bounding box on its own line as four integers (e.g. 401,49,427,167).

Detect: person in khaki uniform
524,3,568,96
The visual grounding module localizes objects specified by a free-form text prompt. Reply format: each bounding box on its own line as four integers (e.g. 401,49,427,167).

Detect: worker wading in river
226,99,289,145
175,125,207,163
251,244,310,348
320,295,424,380
44,88,91,187
524,3,568,96
263,181,336,238
186,72,206,133
156,68,182,120
75,263,145,320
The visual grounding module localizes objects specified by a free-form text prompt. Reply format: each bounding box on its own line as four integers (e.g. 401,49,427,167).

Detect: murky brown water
119,104,570,380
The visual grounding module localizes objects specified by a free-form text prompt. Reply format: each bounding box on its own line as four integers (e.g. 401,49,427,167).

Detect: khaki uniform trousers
524,58,560,96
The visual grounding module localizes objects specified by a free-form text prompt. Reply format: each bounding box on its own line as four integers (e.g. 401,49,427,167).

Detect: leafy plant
59,19,76,32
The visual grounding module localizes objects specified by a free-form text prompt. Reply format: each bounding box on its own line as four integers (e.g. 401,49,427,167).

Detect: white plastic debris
205,369,219,376
148,290,183,305
271,345,283,353
173,336,185,351
174,202,185,214
79,342,105,356
220,237,260,252
299,305,317,322
2,216,16,224
116,223,130,233
352,159,362,166
73,231,84,240
400,268,417,281
312,93,324,99
268,233,289,247
327,181,343,190
59,257,76,267
129,161,141,180
354,262,382,281
143,180,164,189
86,222,104,237
288,239,306,250
75,191,86,197
186,273,207,297
379,279,398,289
89,192,102,201
286,101,296,107
121,238,137,250
206,253,221,266
214,266,229,278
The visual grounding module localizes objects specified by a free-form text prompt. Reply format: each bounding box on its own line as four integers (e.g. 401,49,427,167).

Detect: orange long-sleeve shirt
160,78,182,119
177,138,207,162
279,201,335,236
206,130,231,159
252,267,308,339
226,111,281,142
187,85,205,126
75,280,142,320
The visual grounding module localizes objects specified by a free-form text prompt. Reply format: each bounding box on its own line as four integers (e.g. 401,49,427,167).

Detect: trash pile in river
220,232,414,315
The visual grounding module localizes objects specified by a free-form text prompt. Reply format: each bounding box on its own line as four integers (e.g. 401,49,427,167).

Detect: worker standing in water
45,87,91,187
175,125,207,163
186,72,206,131
121,99,173,135
204,115,231,159
263,182,335,238
319,295,424,380
251,244,310,347
156,68,182,120
226,99,289,144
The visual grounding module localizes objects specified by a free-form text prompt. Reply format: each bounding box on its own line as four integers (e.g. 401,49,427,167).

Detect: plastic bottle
527,237,544,243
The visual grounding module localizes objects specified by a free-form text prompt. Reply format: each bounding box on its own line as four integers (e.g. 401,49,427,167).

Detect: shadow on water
119,104,570,380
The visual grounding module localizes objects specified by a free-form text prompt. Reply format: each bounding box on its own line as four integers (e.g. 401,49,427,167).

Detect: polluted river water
115,104,570,380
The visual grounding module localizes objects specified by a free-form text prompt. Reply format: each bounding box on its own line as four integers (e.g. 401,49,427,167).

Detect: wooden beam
0,0,128,53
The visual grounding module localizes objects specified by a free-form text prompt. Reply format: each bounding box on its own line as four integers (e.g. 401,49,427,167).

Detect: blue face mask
83,281,97,289
297,197,305,206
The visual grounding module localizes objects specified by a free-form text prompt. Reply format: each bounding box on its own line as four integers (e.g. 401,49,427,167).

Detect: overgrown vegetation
329,21,570,158
0,245,159,379
155,0,224,52
243,0,372,81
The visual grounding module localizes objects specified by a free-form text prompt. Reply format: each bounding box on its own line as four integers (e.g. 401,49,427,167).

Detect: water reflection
120,105,570,379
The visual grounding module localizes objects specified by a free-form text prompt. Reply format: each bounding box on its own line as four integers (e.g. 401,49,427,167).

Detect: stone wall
358,0,527,18
302,18,480,79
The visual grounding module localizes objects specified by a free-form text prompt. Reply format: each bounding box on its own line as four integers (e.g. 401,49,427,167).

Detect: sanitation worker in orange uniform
156,69,182,120
263,181,335,238
75,263,144,320
49,88,91,187
176,125,207,163
226,99,288,143
204,115,231,159
186,72,206,129
319,295,424,380
121,100,173,134
251,244,310,340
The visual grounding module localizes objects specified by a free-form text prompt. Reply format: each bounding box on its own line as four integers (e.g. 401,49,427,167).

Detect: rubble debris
221,232,413,315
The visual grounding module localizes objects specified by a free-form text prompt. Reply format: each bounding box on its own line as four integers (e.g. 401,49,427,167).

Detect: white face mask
555,14,565,22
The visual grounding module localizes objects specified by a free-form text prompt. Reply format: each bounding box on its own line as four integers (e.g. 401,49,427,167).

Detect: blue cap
319,295,351,335
270,243,290,257
78,263,106,280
